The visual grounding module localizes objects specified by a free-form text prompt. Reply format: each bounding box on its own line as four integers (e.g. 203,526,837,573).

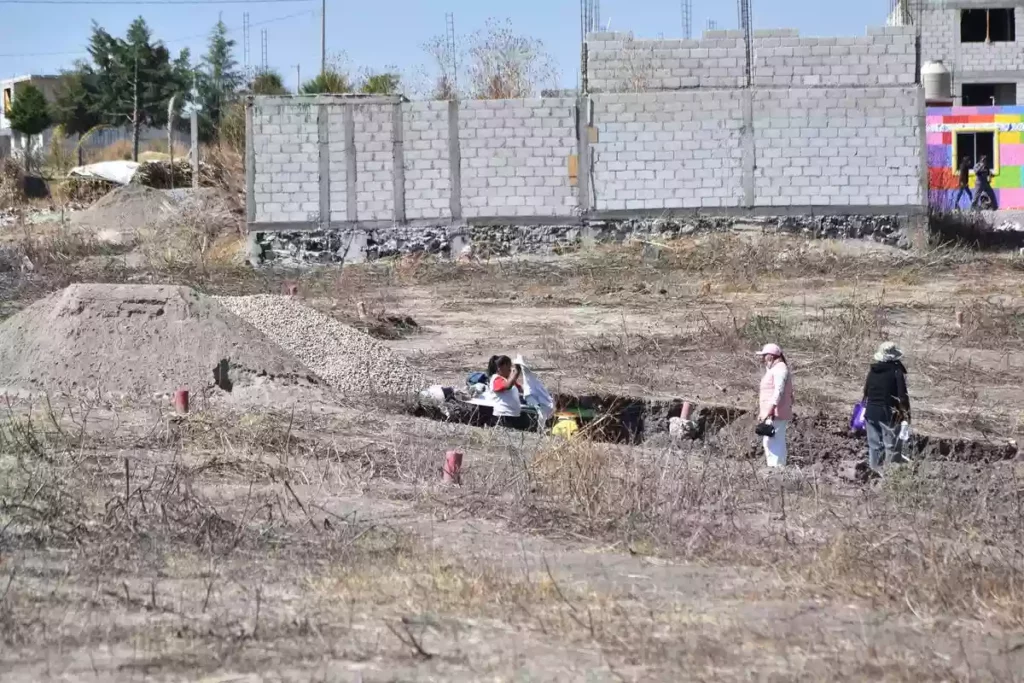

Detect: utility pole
320,0,326,75
243,12,251,81
167,95,176,190
132,49,140,162
294,64,301,91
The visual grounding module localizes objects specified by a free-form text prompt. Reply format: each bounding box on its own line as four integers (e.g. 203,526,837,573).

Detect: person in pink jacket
757,343,794,467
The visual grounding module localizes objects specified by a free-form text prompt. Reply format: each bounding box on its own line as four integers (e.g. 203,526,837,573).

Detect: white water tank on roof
922,60,952,101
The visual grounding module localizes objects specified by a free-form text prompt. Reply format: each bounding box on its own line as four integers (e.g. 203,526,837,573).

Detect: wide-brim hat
873,342,903,363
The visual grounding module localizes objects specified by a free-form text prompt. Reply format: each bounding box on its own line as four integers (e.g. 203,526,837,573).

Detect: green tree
360,71,401,95
198,19,242,143
82,17,193,160
50,69,103,164
249,70,288,95
300,69,351,94
7,83,52,172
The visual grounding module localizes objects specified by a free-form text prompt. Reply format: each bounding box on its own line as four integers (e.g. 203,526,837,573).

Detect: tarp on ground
68,160,139,185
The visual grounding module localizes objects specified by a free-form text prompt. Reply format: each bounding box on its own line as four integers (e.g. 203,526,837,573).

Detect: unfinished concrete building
890,0,1024,104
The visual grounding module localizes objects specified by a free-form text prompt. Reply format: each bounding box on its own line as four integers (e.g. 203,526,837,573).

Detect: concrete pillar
449,228,469,259
391,102,406,223
447,99,462,221
317,103,331,231
343,104,357,222
741,89,756,208
576,96,591,214
343,229,367,263
245,101,255,229
917,87,929,211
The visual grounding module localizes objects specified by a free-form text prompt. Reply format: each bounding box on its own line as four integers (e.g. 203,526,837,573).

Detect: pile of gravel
214,295,420,398
0,284,319,398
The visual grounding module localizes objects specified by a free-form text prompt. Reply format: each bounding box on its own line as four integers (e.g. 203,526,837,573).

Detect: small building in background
890,0,1024,105
0,74,61,161
926,105,1024,209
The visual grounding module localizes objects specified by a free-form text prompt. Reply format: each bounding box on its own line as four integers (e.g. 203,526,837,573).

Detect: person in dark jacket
970,156,998,210
861,342,911,472
954,156,973,209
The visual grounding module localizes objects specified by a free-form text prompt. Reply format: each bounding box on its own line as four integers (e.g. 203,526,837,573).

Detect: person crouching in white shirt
485,355,523,428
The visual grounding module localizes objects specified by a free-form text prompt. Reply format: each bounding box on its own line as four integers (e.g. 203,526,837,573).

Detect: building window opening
962,82,1017,105
961,8,1016,43
955,131,996,172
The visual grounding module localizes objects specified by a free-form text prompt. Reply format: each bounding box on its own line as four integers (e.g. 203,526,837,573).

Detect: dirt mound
0,284,319,397
70,185,238,243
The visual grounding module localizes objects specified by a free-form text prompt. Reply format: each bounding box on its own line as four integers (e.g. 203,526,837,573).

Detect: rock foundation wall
252,215,913,267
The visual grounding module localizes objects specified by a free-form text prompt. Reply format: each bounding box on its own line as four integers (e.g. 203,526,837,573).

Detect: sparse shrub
928,206,1024,250
0,157,25,207
137,193,241,274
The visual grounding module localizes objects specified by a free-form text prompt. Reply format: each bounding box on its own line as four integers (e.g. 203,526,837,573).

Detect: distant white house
1,73,188,164
1,74,61,159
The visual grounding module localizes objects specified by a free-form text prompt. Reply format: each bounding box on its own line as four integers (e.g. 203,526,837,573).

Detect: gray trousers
866,419,904,470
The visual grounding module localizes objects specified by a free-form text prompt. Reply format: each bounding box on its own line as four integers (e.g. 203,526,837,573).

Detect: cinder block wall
458,98,578,218
587,26,915,93
403,100,452,221
915,1,1024,100
352,103,395,221
246,25,925,231
251,100,320,224
585,30,747,92
752,27,916,88
958,9,1024,72
752,88,922,208
591,91,746,210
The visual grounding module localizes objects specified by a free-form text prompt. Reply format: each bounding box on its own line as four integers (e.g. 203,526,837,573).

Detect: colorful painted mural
927,106,1024,210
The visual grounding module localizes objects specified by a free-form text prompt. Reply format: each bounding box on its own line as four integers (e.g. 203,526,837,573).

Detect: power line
0,8,314,58
0,0,311,5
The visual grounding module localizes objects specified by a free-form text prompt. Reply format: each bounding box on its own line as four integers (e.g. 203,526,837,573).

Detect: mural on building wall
927,106,1024,209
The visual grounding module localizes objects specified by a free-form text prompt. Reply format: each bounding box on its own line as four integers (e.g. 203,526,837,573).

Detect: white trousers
763,419,788,467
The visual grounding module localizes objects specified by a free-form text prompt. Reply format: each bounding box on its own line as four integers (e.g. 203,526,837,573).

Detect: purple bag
850,401,866,432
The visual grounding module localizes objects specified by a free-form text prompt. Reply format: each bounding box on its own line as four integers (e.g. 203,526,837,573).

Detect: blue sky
0,0,892,91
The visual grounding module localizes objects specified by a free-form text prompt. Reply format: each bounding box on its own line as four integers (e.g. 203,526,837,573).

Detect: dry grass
1,390,1023,679
405,425,1024,629
5,206,1024,677
136,193,242,276
83,138,189,164
0,157,25,208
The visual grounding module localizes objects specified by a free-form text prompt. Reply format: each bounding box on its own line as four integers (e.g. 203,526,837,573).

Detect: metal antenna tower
445,12,457,93
706,18,718,31
738,0,752,86
260,28,268,72
681,0,692,39
242,12,251,79
581,0,601,34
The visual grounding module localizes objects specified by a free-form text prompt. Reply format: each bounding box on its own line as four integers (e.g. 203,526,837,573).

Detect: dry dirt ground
2,229,1024,681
